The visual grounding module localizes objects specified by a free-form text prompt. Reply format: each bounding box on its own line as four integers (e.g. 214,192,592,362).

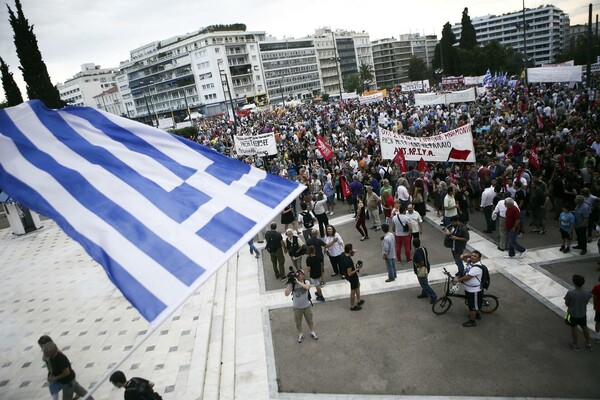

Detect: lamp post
331,31,343,100
522,0,528,84
279,77,285,107
139,79,158,127
218,62,239,131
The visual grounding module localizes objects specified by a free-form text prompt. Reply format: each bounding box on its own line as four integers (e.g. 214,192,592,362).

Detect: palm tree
358,64,374,91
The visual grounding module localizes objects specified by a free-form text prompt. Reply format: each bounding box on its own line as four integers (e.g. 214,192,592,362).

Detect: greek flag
0,101,303,326
482,68,491,87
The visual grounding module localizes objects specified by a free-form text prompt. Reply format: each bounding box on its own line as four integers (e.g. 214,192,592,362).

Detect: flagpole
82,326,159,399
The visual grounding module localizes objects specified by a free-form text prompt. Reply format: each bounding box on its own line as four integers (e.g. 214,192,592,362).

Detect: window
215,48,220,53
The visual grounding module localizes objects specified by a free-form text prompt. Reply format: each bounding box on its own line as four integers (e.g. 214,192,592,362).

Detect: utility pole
587,3,593,88
331,30,343,100
522,0,528,85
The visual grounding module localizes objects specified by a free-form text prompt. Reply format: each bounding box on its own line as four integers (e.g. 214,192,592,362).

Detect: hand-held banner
315,135,334,161
393,149,407,172
417,158,430,173
379,124,476,162
529,144,541,170
0,101,304,327
234,132,277,156
339,175,351,197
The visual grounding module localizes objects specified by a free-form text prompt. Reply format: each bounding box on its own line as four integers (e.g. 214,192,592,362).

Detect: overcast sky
0,0,592,102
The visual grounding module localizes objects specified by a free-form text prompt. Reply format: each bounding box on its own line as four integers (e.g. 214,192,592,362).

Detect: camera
356,260,363,269
286,266,298,286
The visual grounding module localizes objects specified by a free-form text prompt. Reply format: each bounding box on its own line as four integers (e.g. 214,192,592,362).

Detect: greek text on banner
379,124,476,162
234,133,277,156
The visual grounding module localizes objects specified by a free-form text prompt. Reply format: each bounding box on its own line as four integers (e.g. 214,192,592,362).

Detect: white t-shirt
406,211,423,233
462,263,483,293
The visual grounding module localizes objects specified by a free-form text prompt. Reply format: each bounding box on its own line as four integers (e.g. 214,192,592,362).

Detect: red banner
447,148,471,161
315,135,334,161
417,157,430,173
339,175,351,198
535,108,544,129
529,144,541,170
393,149,407,173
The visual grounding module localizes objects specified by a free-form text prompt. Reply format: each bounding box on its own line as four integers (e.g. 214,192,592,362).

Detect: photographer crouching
284,268,318,343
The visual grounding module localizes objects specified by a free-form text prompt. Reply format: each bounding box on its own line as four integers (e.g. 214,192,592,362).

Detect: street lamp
521,0,528,84
218,61,239,131
279,77,285,107
331,31,343,100
139,79,158,127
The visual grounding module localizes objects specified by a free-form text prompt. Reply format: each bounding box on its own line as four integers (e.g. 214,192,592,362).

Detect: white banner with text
234,133,277,156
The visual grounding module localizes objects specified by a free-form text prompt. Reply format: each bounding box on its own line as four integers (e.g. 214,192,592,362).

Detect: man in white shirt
406,204,423,241
396,184,410,209
453,251,484,327
493,197,511,251
480,183,496,233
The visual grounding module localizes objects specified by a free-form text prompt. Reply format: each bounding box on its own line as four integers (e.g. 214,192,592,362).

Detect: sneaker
559,245,565,252
357,299,365,306
385,278,395,282
580,250,587,255
518,249,527,259
331,273,338,277
297,334,304,343
364,236,370,240
585,344,593,352
568,342,580,352
563,247,570,253
316,295,325,302
255,254,260,258
310,332,318,340
320,281,326,287
350,305,362,311
360,236,366,241
330,211,335,215
462,320,477,327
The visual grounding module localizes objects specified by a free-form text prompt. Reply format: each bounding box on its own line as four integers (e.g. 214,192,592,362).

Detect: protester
110,370,162,399
37,335,61,400
504,198,527,259
342,243,364,311
42,342,93,400
444,215,469,276
284,269,318,343
412,238,437,304
391,205,412,263
324,225,345,278
381,223,397,282
452,250,484,327
285,228,305,270
306,246,325,302
265,223,286,280
564,274,593,352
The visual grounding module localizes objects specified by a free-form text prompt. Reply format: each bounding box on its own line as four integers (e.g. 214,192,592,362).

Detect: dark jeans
315,212,329,237
329,254,344,275
483,205,494,231
418,276,437,301
575,226,588,251
507,230,526,256
452,249,465,276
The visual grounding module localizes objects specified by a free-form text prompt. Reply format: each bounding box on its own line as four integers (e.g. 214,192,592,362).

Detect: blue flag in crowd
482,68,491,87
0,101,304,326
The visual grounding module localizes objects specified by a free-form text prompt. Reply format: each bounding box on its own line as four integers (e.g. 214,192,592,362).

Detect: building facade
93,86,125,116
451,5,570,66
118,27,267,122
372,33,437,89
259,38,321,103
57,63,117,107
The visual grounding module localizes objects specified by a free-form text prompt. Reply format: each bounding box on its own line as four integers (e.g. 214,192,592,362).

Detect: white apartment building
451,5,570,66
259,37,321,103
371,33,437,88
93,86,125,116
313,28,375,96
57,63,117,107
118,27,266,122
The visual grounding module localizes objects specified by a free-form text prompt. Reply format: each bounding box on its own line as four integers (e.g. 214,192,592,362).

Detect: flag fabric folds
417,157,430,173
339,175,351,198
447,148,472,161
393,149,407,173
482,69,491,87
0,101,304,326
315,135,334,161
529,144,541,170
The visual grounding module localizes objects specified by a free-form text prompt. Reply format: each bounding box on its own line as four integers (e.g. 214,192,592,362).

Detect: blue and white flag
482,69,491,87
0,101,303,326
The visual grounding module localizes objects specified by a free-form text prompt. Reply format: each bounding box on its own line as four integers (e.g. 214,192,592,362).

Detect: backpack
125,378,162,400
265,232,278,253
301,211,314,229
477,264,491,290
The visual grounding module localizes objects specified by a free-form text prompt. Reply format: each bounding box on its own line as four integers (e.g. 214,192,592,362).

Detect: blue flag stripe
0,162,167,321
196,207,256,252
61,104,196,181
246,172,302,208
0,112,203,286
34,104,210,224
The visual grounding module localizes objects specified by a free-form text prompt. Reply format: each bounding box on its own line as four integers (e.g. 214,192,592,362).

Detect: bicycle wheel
481,294,499,313
432,297,453,315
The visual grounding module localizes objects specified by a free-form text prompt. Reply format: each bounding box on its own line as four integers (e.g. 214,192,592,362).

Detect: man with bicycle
452,250,484,327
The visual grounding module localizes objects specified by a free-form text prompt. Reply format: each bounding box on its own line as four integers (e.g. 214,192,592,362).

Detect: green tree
358,63,374,90
407,56,428,81
7,0,64,108
556,34,600,65
459,7,477,50
433,22,458,75
0,57,23,106
344,72,361,93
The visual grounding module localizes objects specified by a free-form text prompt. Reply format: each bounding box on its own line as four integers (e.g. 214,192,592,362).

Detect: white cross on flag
0,101,303,326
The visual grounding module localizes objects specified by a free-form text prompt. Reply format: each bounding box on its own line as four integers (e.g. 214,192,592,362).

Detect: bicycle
432,268,499,315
